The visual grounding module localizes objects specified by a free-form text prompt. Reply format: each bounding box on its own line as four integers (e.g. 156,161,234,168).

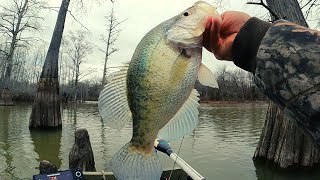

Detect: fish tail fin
111,142,162,180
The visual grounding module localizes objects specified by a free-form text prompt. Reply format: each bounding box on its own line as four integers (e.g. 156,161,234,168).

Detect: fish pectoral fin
157,89,200,141
198,63,219,88
98,62,132,130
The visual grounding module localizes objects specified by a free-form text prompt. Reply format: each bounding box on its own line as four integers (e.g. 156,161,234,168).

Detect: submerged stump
253,101,320,168
39,160,58,174
69,128,96,171
0,88,13,106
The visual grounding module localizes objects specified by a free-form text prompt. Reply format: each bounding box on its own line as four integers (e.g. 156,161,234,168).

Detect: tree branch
305,0,319,19
42,6,89,31
247,0,280,20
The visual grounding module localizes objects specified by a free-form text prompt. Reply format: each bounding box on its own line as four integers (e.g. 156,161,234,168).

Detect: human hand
203,11,251,61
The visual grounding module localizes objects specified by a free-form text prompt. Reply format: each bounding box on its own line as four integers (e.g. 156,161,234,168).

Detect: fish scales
98,1,220,180
128,19,202,153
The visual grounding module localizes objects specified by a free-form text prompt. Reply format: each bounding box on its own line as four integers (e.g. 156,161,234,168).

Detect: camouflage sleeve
253,20,320,144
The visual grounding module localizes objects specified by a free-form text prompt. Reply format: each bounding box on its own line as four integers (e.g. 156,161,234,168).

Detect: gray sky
37,0,271,80
6,0,318,80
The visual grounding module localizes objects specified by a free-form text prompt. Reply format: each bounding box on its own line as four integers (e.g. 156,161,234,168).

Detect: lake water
1,103,320,180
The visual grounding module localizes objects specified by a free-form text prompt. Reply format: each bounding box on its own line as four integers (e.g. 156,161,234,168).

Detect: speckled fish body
127,18,202,153
98,1,219,180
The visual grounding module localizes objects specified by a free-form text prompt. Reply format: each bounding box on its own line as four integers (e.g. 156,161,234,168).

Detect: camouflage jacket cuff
232,17,271,73
254,20,320,145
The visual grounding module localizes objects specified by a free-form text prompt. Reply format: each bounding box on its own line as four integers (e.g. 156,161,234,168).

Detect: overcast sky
2,0,317,80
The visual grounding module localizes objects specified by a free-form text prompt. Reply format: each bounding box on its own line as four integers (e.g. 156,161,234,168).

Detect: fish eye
183,12,189,16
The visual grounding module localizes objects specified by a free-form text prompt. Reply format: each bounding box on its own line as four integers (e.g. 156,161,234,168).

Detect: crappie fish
98,1,219,180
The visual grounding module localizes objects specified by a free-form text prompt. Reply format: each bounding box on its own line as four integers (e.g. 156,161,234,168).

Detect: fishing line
168,136,184,180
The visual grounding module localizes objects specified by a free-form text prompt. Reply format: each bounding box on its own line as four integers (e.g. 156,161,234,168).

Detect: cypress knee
69,128,96,171
39,160,58,174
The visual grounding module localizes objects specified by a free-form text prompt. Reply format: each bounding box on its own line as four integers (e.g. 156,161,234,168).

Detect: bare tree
246,72,255,101
29,0,70,129
302,0,320,27
0,0,43,106
216,65,227,101
235,69,247,101
29,0,113,129
31,44,47,84
101,3,125,85
66,30,93,102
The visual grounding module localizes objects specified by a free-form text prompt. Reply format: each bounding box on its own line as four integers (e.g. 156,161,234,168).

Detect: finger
215,33,236,61
221,11,251,34
209,17,222,52
203,16,212,51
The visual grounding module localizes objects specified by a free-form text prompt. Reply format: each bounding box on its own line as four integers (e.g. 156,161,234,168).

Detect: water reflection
254,160,320,180
0,104,38,179
100,116,109,169
30,129,62,169
0,106,14,178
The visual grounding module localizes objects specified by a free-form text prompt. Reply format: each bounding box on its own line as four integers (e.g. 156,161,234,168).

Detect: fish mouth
193,1,219,36
166,1,219,48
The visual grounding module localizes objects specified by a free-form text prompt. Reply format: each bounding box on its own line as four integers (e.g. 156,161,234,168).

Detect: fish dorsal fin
98,63,132,130
198,63,219,88
157,89,200,141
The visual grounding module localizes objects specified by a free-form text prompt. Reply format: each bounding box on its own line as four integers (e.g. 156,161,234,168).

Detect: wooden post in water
69,128,96,171
39,160,58,174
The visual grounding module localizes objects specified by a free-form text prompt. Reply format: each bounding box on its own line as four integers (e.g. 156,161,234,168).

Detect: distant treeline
196,66,266,102
4,80,102,102
0,61,265,103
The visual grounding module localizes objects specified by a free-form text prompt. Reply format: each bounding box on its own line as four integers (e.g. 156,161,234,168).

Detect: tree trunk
74,63,79,102
102,6,114,85
101,4,121,85
253,0,320,168
102,38,110,85
29,0,70,129
254,101,320,168
0,89,13,106
266,0,308,27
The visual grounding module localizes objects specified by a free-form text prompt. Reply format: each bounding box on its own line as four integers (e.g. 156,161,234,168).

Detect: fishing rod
154,139,206,180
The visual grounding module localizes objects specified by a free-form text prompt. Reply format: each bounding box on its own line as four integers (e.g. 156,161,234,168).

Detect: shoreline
12,100,268,105
200,100,268,105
